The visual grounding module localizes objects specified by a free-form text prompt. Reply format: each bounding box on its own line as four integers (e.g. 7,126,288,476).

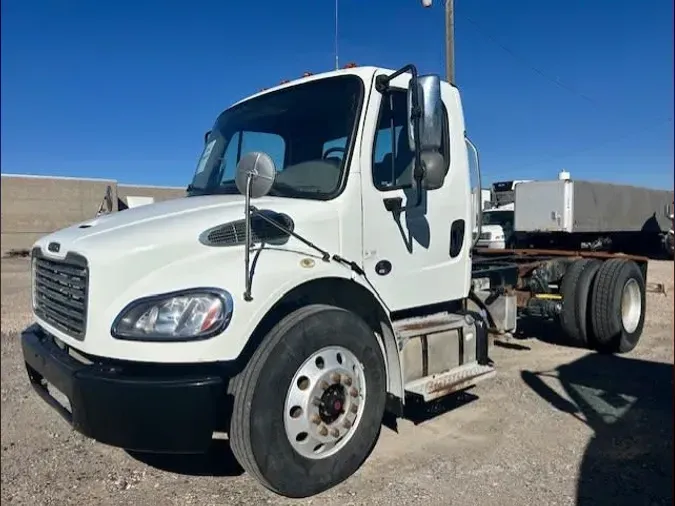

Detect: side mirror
234,151,277,199
235,152,277,302
407,75,446,190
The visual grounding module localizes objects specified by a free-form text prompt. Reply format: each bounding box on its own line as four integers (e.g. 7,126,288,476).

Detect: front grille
32,248,88,340
479,232,492,240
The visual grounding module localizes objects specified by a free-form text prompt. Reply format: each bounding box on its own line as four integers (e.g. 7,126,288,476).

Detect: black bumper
21,324,227,454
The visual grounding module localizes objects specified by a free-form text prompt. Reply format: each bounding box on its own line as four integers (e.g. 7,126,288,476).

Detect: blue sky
1,0,673,190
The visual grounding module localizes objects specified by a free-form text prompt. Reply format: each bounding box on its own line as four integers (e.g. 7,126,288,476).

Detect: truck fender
237,276,404,402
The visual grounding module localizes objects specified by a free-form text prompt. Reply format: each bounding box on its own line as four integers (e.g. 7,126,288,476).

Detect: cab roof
231,66,389,108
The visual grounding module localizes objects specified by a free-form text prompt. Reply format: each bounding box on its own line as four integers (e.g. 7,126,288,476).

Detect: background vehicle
512,176,674,257
471,187,490,229
475,180,530,249
21,64,650,499
664,203,674,259
477,203,514,249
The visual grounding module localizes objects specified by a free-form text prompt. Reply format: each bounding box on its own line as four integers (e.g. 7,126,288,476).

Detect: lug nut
350,403,358,414
343,419,352,429
318,425,328,436
311,414,321,425
320,380,329,390
330,372,341,383
330,428,340,438
349,387,358,398
342,375,352,386
311,397,322,407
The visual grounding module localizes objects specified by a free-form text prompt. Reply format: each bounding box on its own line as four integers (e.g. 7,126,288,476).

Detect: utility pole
445,0,454,84
421,0,455,84
335,0,339,70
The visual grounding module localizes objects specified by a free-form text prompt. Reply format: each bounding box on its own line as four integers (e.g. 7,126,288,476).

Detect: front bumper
21,324,227,454
476,239,506,250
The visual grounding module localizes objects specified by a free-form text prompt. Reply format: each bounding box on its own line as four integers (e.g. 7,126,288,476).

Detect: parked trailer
513,179,674,256
20,65,649,499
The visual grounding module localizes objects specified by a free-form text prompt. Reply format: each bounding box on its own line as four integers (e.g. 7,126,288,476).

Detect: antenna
334,0,339,70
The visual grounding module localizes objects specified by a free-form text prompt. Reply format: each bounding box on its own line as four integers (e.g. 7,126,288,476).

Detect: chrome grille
479,232,492,240
32,249,88,340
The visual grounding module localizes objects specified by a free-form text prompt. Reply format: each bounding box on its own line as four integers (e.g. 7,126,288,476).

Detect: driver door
359,72,471,312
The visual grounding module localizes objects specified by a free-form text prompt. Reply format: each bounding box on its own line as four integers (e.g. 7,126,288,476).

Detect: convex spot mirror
235,151,277,198
406,74,446,190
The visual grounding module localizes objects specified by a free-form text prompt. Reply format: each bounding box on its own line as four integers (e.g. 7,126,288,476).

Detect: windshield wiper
248,204,364,276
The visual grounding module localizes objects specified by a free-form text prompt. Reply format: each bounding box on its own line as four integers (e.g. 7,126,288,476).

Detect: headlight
111,288,233,341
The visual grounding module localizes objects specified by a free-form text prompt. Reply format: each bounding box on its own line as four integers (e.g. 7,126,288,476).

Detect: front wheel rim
283,346,367,460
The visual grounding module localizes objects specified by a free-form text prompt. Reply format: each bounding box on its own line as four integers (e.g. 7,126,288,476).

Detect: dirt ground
1,257,673,506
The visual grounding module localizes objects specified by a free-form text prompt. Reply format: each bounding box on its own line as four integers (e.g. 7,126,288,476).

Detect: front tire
228,304,386,498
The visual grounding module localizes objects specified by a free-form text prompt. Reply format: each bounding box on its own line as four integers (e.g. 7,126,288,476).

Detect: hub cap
283,346,366,460
621,278,642,334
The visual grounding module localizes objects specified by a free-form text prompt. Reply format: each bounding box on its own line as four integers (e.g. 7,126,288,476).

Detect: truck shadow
382,389,480,432
126,438,244,477
521,353,673,506
130,391,480,477
513,316,587,349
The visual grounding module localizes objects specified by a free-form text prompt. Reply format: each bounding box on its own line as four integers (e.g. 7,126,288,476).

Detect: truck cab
475,180,529,249
477,203,514,249
21,64,648,499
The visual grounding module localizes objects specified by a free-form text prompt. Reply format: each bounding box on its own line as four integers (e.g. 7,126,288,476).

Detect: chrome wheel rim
621,278,642,334
283,346,366,460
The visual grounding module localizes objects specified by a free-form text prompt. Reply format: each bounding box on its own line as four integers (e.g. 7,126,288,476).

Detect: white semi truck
21,65,649,498
475,180,530,249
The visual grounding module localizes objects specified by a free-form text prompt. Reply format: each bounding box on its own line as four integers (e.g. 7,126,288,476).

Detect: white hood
32,194,346,363
38,194,337,257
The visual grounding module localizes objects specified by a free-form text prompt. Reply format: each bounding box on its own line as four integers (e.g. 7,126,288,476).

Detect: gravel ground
1,257,673,506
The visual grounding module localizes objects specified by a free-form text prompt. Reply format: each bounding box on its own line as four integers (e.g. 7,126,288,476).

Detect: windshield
188,75,364,200
482,210,514,228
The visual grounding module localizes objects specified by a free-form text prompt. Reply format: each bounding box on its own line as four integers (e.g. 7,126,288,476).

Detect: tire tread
229,304,334,492
560,258,597,345
590,258,625,344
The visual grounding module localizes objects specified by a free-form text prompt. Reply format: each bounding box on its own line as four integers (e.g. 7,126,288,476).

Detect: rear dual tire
560,258,646,353
590,258,646,353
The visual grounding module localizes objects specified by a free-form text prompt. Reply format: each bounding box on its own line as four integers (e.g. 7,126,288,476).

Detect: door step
393,312,468,341
404,362,496,402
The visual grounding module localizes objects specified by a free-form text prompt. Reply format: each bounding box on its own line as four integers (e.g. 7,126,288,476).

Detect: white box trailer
513,179,674,255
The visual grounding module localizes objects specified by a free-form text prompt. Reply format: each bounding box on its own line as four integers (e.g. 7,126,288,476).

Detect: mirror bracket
376,64,426,214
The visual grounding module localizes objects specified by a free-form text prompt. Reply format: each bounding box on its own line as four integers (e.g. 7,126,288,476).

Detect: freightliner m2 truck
21,65,649,498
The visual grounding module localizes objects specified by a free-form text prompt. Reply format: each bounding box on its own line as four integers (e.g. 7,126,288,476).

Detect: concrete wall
1,174,185,253
117,184,185,208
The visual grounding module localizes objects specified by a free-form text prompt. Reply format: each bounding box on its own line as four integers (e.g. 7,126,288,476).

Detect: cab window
372,88,449,191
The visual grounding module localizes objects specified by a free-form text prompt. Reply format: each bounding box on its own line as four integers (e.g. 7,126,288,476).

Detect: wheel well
234,277,403,400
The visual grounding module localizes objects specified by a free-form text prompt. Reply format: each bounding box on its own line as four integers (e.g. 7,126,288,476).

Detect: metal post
445,0,455,84
421,0,455,84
